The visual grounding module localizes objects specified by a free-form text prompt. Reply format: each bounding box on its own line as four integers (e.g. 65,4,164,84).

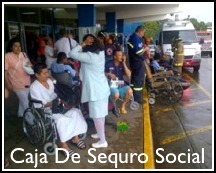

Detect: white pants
14,89,30,117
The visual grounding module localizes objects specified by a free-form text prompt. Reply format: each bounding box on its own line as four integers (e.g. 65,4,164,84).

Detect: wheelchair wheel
43,142,58,156
149,97,156,105
167,77,183,103
149,92,156,98
78,133,87,140
23,108,46,146
130,101,140,110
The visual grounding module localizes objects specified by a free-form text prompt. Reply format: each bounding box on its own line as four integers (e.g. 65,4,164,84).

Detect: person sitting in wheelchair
51,52,79,86
30,63,87,157
149,57,191,90
105,49,133,114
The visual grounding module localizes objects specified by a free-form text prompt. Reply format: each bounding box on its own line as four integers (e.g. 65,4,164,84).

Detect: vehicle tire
43,142,58,156
194,65,200,71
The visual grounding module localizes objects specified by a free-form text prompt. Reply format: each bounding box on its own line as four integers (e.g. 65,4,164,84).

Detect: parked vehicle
197,31,212,57
201,40,212,57
156,19,202,71
148,43,156,59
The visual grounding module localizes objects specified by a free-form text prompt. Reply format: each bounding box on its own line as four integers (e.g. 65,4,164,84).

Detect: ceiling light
22,12,35,15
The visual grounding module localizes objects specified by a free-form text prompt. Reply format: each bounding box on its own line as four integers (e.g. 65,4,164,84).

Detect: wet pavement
3,57,213,170
150,57,212,169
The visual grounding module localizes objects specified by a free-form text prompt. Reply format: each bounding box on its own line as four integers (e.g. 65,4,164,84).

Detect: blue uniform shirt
105,60,125,80
127,33,145,62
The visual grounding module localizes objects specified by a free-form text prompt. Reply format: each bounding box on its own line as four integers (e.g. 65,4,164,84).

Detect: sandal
63,149,77,158
71,140,86,150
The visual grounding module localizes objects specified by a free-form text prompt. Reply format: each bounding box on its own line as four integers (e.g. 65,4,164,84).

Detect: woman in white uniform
30,63,87,157
69,34,110,148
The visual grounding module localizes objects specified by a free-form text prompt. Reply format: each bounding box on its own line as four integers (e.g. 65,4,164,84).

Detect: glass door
22,24,41,62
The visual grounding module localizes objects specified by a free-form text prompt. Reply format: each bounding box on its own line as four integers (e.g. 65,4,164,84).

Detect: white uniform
30,79,87,142
69,45,110,118
54,37,77,57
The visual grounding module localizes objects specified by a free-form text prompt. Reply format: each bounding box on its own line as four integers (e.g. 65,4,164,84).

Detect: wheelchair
109,79,140,111
144,60,183,105
23,73,86,155
23,99,58,155
150,59,191,90
118,94,139,111
51,70,80,88
23,98,87,156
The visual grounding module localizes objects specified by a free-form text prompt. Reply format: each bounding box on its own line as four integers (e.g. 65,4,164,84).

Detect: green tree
190,18,199,30
144,21,160,41
199,21,207,31
190,18,208,31
206,22,212,27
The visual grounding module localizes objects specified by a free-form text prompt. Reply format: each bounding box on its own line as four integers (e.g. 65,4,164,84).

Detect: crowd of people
4,26,157,159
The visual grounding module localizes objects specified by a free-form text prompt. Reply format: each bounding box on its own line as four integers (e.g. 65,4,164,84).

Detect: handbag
52,98,64,114
22,53,34,75
51,98,72,114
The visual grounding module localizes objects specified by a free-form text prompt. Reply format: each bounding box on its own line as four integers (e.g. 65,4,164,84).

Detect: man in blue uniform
105,49,133,114
127,25,149,104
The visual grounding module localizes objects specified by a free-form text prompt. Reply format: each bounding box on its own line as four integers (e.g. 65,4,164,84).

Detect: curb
143,89,155,169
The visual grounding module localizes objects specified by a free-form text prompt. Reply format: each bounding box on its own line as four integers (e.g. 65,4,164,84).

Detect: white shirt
45,45,56,69
30,79,57,107
54,37,77,57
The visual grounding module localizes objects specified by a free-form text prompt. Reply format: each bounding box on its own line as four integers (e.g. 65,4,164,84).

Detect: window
41,9,52,25
163,30,197,44
19,7,39,24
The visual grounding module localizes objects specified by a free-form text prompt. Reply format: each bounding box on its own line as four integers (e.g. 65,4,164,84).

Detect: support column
117,19,124,33
117,19,124,50
77,4,96,43
105,12,116,33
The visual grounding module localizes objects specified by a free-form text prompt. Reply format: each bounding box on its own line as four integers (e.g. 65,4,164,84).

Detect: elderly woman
69,34,110,148
5,37,31,117
30,63,87,157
